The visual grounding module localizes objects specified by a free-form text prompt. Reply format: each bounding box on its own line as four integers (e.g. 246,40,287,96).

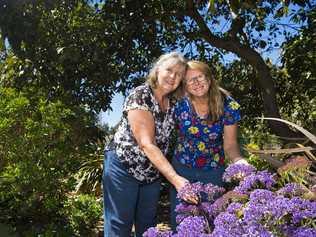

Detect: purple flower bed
143,163,316,237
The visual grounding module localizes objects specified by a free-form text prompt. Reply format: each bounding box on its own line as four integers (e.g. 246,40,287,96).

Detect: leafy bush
0,87,81,229
65,194,102,236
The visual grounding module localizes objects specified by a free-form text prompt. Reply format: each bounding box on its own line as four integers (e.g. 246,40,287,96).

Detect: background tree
0,0,314,136
119,0,312,136
275,8,316,132
0,0,163,113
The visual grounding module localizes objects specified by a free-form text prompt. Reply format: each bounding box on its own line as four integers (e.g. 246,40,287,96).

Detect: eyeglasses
185,75,207,85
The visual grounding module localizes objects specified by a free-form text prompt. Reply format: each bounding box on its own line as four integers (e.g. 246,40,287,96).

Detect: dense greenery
0,0,314,235
0,54,103,234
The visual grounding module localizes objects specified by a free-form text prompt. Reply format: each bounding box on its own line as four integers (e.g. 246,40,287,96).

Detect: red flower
196,157,207,168
219,157,225,165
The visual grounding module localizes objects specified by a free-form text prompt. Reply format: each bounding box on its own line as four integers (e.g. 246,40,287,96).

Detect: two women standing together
103,52,248,237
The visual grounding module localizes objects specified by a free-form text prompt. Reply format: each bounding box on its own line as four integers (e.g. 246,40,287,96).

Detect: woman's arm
223,124,245,163
128,109,190,193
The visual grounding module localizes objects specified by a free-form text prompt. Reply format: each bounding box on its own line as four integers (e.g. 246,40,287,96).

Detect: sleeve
222,96,241,125
122,85,152,114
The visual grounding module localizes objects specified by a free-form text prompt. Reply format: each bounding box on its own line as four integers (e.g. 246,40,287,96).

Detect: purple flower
174,202,202,224
226,202,243,214
286,227,316,237
175,202,200,215
203,196,226,218
235,170,276,194
175,214,187,225
212,212,244,237
143,227,161,237
277,183,306,198
145,170,316,237
242,223,274,237
177,182,203,201
204,191,247,218
249,189,275,204
290,197,316,225
142,227,172,237
244,191,288,225
223,163,256,183
175,216,208,236
203,183,225,202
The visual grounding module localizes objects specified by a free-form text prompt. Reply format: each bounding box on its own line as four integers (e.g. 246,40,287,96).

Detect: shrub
0,87,81,230
65,194,102,236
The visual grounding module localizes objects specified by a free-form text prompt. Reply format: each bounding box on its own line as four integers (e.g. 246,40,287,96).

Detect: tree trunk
234,45,296,137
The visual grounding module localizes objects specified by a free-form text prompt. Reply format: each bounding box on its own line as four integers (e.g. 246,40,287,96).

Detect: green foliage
275,9,316,132
240,121,281,171
65,194,102,236
277,157,312,187
0,0,165,112
74,123,118,196
0,86,82,229
75,140,104,196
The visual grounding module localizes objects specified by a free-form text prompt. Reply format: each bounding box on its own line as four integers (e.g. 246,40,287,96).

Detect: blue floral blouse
173,96,241,169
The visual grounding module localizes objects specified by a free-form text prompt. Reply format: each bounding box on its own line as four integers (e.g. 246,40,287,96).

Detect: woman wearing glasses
170,60,248,230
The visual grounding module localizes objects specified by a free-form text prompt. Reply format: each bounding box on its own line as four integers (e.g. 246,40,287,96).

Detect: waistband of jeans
104,140,116,152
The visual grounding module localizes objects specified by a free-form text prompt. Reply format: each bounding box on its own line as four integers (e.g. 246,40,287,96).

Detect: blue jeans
103,150,161,237
170,157,225,231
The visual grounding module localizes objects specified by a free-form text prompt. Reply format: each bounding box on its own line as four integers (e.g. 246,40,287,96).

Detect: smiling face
185,69,211,98
156,60,186,94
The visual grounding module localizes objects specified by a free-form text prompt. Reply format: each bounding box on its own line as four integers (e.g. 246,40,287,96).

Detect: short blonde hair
146,52,187,89
186,60,229,121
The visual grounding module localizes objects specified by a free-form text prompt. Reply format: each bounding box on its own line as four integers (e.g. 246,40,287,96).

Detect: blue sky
99,93,124,127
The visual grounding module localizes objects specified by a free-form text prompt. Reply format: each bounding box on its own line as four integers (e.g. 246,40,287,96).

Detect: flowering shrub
143,163,316,237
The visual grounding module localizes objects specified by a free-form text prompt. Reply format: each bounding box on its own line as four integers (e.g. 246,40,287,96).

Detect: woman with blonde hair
170,60,248,230
103,52,196,237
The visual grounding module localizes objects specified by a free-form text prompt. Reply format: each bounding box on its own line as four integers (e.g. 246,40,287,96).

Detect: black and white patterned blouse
110,83,176,183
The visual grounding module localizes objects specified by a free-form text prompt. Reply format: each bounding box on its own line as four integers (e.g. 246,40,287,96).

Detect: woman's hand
173,175,189,193
172,175,199,204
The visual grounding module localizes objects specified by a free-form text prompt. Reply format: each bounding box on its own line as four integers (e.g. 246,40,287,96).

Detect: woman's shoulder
125,83,153,101
123,83,153,110
223,95,241,110
130,83,152,95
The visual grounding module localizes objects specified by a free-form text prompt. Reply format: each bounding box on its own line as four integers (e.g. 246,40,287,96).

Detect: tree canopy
0,0,314,133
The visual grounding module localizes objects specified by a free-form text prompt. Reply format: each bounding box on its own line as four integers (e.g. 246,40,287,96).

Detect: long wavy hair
186,60,229,122
146,52,187,91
